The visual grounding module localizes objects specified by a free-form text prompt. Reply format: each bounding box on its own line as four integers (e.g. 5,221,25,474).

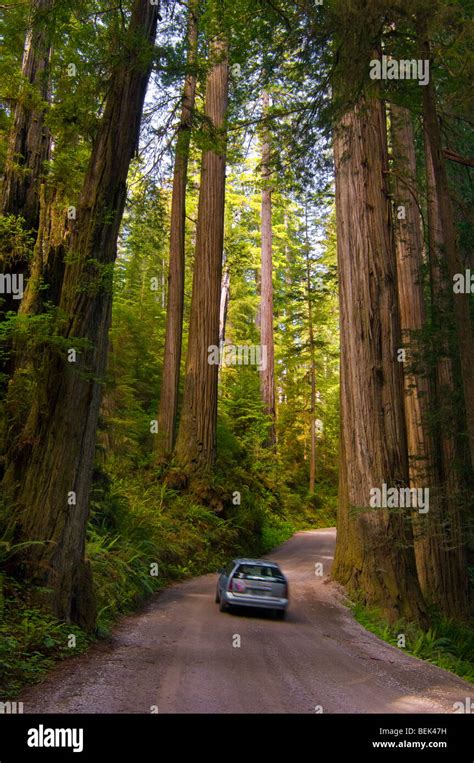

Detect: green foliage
260,516,296,554
0,215,34,267
217,164,339,502
0,578,90,699
352,603,474,684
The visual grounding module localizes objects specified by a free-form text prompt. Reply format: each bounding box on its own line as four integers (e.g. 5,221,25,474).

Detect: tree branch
443,148,474,168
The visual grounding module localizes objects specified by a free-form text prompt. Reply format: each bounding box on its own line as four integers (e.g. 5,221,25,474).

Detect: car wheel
275,609,286,620
215,587,220,603
219,595,228,612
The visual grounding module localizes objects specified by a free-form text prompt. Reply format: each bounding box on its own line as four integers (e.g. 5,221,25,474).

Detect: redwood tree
0,0,54,322
418,15,474,470
332,96,425,623
390,103,469,616
174,36,229,474
3,0,160,629
422,122,470,615
1,0,53,231
156,0,199,460
259,91,276,447
305,238,317,493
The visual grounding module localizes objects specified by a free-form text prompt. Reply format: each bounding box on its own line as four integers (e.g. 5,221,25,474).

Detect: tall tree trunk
423,125,470,615
260,91,276,447
155,0,198,460
332,97,425,623
1,0,53,232
2,0,159,629
0,0,54,347
304,204,316,493
174,37,229,475
418,17,474,470
391,103,468,616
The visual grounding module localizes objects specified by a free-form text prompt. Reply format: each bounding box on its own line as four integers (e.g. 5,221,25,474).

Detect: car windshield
235,564,283,580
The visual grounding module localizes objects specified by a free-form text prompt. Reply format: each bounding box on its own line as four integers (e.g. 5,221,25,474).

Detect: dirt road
20,529,474,713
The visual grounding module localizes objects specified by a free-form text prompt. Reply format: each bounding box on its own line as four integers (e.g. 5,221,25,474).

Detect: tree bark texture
419,18,474,470
156,0,198,459
2,0,159,629
260,91,276,447
332,97,425,623
174,37,228,474
391,103,469,616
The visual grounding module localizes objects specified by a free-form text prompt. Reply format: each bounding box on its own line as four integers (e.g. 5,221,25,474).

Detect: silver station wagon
215,558,289,619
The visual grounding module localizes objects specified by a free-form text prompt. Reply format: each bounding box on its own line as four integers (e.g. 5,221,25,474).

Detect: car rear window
234,564,285,582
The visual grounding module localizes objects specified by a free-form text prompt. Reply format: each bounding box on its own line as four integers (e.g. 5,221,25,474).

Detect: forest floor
19,529,474,713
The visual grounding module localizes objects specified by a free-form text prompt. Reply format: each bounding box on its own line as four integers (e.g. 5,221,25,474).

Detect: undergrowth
352,602,474,684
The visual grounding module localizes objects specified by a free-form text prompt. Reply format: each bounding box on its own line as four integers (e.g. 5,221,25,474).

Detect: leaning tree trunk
174,37,229,475
332,97,425,623
155,0,198,460
418,18,474,470
2,0,159,630
259,91,276,447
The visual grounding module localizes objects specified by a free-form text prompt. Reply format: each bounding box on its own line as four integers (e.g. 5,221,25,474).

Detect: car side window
225,562,235,576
